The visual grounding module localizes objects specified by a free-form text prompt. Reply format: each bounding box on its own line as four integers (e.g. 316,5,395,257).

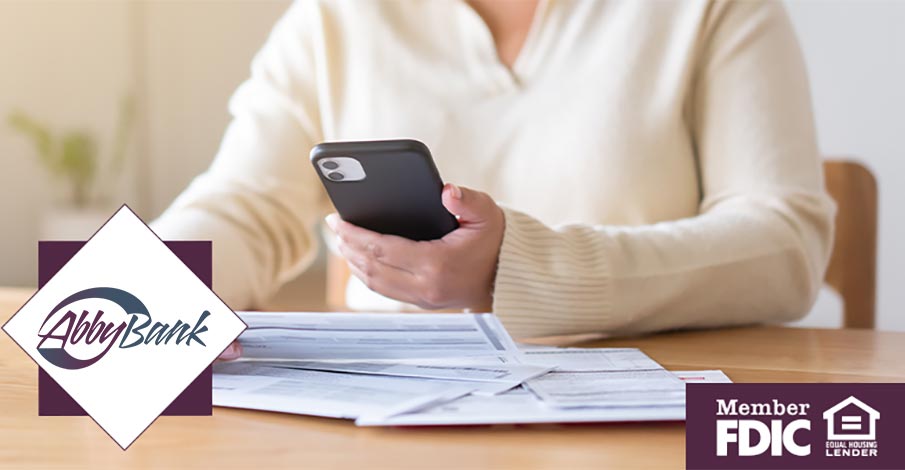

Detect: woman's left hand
326,183,505,312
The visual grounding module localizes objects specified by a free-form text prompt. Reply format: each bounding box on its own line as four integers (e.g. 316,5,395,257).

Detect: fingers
217,341,242,362
325,213,425,272
345,259,430,308
337,238,433,307
441,183,498,225
322,183,503,311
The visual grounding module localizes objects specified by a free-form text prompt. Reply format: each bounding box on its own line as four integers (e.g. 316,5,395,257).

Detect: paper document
237,312,520,361
357,386,686,426
525,369,686,408
519,348,685,408
258,360,551,386
212,314,723,426
673,370,733,384
232,360,529,396
515,343,559,351
213,362,474,420
359,369,734,426
521,348,664,372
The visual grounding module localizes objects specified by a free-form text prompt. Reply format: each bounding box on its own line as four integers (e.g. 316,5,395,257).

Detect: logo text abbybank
2,206,246,449
37,287,210,370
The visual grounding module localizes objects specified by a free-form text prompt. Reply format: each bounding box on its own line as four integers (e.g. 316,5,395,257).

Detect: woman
153,0,834,353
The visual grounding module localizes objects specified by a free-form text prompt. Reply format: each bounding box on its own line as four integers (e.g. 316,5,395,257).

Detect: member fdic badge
686,383,905,469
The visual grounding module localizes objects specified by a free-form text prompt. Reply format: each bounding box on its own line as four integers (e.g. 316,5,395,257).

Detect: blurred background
1,1,902,330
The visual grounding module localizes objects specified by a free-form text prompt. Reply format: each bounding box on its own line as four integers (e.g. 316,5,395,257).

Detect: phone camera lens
321,160,339,170
327,171,345,181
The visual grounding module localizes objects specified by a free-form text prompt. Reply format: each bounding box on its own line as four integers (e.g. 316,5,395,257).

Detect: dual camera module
321,160,343,181
317,157,367,182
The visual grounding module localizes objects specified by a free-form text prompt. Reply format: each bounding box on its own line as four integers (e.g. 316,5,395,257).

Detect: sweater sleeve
491,1,835,338
151,2,327,309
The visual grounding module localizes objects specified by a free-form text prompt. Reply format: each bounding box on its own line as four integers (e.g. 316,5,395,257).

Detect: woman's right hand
217,341,242,361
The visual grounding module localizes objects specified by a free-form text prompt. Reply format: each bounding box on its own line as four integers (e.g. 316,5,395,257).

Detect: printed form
213,313,732,426
253,360,551,395
213,362,475,420
214,313,531,418
523,348,685,408
360,351,733,426
358,370,732,426
237,312,521,361
357,386,686,426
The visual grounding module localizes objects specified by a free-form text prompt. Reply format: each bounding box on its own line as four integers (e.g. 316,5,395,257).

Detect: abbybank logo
687,384,904,469
2,206,246,449
37,287,210,370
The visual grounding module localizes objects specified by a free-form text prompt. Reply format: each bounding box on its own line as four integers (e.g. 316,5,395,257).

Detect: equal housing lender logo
2,206,246,449
687,383,905,469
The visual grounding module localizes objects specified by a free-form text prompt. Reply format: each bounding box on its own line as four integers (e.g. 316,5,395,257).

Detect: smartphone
310,139,458,241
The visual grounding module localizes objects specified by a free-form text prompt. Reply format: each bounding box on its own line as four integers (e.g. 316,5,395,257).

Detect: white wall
140,1,291,216
0,1,136,286
786,0,905,331
0,0,902,329
0,1,290,288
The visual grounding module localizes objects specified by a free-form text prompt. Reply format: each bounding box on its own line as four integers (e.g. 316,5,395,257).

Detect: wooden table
1,287,903,469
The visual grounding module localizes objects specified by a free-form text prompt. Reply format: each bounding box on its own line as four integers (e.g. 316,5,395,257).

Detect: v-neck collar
456,0,554,92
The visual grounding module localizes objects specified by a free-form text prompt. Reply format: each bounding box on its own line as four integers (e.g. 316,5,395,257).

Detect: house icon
822,396,880,441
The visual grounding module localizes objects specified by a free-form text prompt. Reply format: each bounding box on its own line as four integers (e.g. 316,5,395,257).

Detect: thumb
441,183,496,225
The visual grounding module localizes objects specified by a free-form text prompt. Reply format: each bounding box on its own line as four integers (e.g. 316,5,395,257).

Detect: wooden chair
823,160,878,329
326,160,879,328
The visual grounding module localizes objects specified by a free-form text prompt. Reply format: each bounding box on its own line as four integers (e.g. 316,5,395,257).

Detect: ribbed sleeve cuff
491,208,616,339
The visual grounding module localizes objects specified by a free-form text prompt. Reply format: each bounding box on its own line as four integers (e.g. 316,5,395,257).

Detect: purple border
37,240,213,416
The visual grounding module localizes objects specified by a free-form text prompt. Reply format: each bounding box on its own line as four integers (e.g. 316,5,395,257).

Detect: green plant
8,94,135,207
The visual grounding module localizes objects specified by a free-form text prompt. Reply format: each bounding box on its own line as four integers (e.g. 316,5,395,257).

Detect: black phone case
311,139,458,241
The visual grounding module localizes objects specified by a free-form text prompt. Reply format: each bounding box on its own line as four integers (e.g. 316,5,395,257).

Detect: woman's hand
326,183,505,311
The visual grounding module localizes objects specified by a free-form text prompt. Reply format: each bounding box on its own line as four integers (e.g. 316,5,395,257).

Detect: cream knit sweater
153,0,835,338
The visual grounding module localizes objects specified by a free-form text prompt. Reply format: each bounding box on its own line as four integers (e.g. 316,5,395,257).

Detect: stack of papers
213,312,731,426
